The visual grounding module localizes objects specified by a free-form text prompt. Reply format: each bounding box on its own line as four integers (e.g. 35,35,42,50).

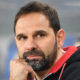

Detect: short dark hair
14,1,60,34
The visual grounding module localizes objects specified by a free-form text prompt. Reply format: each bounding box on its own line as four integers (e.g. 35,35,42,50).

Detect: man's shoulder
61,47,80,80
66,46,80,63
61,61,80,80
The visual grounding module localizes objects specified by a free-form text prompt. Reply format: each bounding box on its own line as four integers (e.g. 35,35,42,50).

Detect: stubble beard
22,42,57,72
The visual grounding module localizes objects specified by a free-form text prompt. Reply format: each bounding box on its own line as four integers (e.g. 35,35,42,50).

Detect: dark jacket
43,46,80,80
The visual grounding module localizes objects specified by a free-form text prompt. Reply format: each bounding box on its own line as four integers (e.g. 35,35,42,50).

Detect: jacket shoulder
61,61,80,80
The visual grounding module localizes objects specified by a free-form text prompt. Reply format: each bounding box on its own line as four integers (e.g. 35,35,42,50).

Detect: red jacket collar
49,46,77,74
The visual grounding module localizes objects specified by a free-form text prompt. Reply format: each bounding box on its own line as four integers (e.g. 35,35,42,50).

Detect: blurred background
0,0,80,80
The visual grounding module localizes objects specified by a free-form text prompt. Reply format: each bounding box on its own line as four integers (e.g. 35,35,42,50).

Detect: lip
27,55,42,60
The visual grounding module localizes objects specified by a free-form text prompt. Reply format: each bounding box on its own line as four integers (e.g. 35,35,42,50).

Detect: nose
24,38,37,51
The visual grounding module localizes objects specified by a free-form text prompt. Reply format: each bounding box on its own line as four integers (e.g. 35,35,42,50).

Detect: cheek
38,38,55,56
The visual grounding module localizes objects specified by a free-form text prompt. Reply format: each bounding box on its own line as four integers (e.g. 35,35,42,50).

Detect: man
9,1,80,80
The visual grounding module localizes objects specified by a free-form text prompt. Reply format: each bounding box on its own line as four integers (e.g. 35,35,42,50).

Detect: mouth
26,55,42,60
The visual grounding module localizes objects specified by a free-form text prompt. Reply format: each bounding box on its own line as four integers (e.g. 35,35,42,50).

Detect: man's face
15,12,57,71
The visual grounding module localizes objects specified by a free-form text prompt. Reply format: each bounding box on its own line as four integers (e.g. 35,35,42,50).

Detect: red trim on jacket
49,46,77,74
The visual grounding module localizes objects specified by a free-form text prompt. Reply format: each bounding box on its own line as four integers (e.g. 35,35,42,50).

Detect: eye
37,33,46,38
21,36,27,40
33,30,48,39
17,36,27,41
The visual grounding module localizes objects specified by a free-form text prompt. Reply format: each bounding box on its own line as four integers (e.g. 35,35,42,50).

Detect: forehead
15,12,54,34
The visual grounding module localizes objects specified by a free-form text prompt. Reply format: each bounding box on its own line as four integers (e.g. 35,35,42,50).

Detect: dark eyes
17,36,27,40
36,33,46,38
16,33,46,41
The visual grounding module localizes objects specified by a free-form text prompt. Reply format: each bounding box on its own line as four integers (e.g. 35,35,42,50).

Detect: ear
56,29,65,48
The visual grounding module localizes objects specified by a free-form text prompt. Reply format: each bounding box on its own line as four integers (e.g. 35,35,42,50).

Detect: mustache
23,50,45,59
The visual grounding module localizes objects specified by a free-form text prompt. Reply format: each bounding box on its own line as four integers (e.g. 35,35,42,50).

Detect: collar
49,46,77,74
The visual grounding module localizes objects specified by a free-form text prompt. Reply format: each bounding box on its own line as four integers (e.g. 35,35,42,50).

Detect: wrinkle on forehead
15,12,54,36
16,12,50,28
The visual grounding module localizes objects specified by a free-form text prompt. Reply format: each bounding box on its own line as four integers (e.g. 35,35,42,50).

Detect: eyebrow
16,33,25,38
34,30,47,35
16,30,48,38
